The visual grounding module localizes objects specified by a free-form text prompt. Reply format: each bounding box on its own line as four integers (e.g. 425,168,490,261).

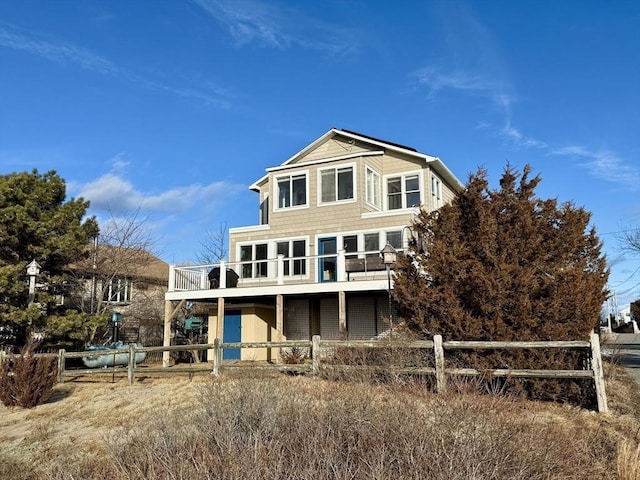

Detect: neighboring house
615,305,639,334
67,245,169,344
164,128,464,362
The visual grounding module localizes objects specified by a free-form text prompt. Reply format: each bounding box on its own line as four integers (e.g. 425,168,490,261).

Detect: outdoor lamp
380,243,397,266
26,259,41,305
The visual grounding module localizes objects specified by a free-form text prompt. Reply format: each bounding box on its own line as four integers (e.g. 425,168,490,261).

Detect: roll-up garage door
320,297,340,339
348,295,376,339
285,298,309,340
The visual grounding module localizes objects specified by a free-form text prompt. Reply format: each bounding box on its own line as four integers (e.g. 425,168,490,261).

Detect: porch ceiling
165,279,390,302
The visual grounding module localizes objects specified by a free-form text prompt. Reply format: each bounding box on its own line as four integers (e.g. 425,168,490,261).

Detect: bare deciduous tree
66,207,165,344
616,226,640,256
196,221,228,264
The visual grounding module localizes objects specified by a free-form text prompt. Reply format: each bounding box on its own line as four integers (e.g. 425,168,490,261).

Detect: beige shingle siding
297,137,370,163
230,130,462,269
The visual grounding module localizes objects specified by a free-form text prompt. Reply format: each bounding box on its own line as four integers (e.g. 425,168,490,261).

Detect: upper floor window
366,167,381,209
431,174,442,208
343,235,358,260
277,173,307,209
240,243,268,278
103,277,132,304
364,232,380,260
277,239,307,276
385,230,403,250
387,173,421,210
319,165,354,204
260,193,269,224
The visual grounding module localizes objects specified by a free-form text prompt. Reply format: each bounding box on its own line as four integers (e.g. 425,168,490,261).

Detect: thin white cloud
410,4,554,153
551,146,640,191
413,66,506,102
109,153,130,173
0,24,230,108
501,123,548,149
76,173,245,215
193,0,359,55
0,25,118,75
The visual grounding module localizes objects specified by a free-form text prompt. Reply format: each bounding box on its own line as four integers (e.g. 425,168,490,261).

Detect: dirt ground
0,374,210,453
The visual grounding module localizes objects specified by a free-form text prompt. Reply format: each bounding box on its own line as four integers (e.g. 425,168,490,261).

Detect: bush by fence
0,341,57,408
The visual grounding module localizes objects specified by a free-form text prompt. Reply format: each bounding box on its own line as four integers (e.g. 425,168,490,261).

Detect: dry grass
0,364,638,480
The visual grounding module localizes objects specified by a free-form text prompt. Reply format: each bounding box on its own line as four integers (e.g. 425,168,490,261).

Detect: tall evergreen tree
0,170,100,347
393,164,609,341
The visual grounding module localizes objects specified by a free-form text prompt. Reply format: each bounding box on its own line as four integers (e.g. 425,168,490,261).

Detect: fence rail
2,332,607,412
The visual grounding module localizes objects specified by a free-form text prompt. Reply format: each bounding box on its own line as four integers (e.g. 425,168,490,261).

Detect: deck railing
169,250,393,292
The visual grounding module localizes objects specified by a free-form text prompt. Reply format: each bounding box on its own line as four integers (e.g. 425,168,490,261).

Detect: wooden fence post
212,338,220,376
312,335,320,375
127,343,136,385
57,349,66,383
434,335,446,393
590,332,608,413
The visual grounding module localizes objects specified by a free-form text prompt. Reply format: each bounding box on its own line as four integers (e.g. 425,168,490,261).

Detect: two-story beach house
163,128,463,363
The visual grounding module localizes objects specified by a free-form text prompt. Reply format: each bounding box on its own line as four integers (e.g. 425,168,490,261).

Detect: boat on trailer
82,341,146,368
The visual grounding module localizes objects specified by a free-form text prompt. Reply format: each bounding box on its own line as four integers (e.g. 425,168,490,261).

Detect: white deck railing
168,250,394,292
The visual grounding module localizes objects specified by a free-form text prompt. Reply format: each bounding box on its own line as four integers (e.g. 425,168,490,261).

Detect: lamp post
26,259,41,306
380,243,397,332
112,311,122,343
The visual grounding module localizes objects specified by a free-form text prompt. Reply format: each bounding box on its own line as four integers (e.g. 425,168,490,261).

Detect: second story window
103,277,132,304
277,173,307,209
431,174,442,208
240,243,268,279
320,165,354,204
260,193,269,224
364,232,379,260
366,167,381,209
277,239,307,276
387,173,421,210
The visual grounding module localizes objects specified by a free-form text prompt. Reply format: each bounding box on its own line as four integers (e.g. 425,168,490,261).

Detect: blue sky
1,1,638,307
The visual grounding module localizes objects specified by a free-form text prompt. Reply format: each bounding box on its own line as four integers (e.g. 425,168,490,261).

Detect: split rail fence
3,332,608,412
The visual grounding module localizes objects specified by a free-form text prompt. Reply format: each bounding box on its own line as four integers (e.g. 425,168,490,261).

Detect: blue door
318,237,337,282
223,310,241,359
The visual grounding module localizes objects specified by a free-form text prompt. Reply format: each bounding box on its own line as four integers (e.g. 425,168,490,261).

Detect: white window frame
431,174,442,209
260,192,269,225
239,243,269,279
276,238,308,277
365,167,381,209
103,277,132,304
317,163,356,206
274,170,309,211
384,171,423,210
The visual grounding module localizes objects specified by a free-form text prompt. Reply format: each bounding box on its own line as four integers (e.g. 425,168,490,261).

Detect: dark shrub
0,340,57,408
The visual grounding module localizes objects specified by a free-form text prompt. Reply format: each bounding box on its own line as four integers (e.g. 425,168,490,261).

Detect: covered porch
162,249,399,366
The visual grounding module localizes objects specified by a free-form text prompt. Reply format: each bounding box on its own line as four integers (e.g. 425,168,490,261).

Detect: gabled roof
250,128,464,192
68,245,169,283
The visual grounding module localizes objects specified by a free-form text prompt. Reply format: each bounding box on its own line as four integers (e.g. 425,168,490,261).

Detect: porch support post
163,299,186,367
338,290,347,335
207,310,217,362
276,294,284,340
276,294,284,363
216,297,225,340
